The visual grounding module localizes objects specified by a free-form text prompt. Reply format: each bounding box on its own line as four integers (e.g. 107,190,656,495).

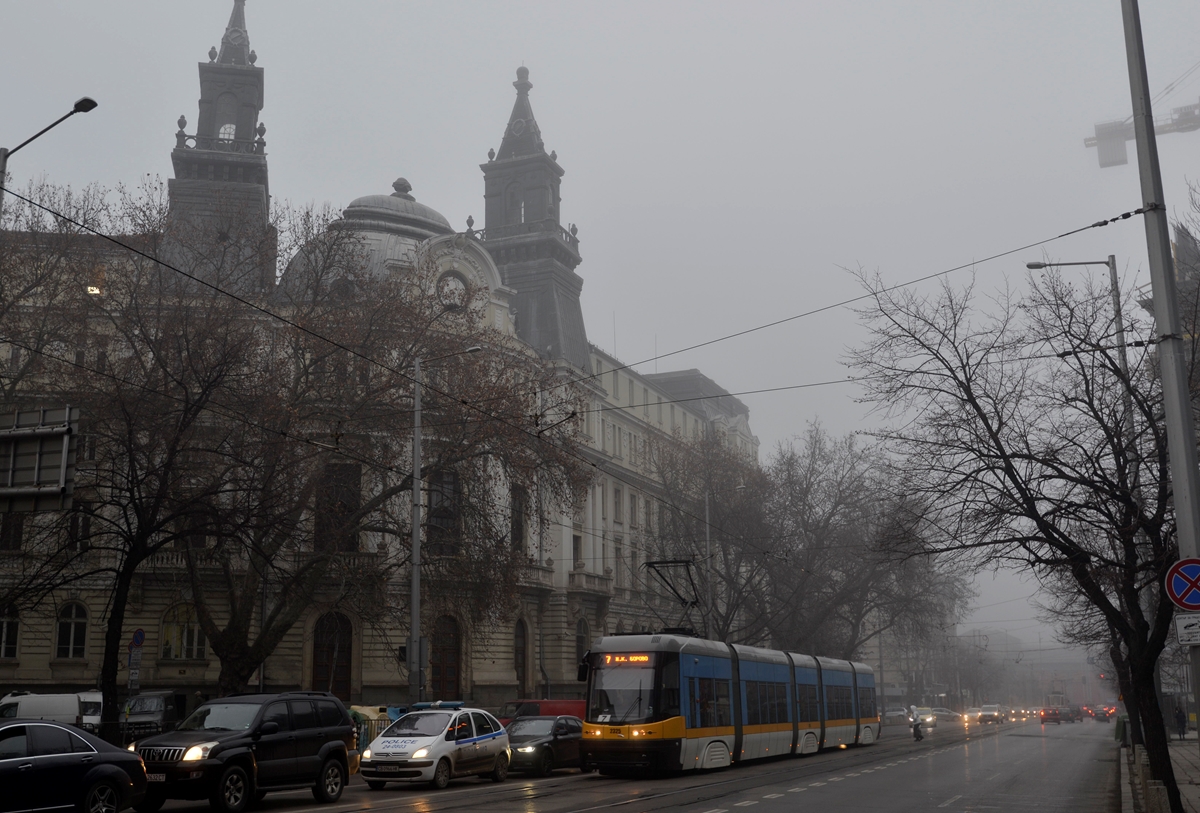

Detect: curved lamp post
0,97,98,223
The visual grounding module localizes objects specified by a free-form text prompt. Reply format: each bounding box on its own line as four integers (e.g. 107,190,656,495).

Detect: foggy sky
4,0,1198,655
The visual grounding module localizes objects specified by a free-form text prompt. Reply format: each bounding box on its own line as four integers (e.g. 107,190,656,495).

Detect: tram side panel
680,651,736,770
818,657,857,748
735,652,793,761
791,655,823,754
852,662,881,744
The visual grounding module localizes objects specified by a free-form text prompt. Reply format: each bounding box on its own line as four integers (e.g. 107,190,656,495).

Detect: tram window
857,687,877,718
825,685,853,721
797,684,820,723
689,677,732,728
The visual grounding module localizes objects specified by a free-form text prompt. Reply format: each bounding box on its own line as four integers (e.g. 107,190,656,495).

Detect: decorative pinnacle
391,178,415,200
514,66,532,94
208,46,218,62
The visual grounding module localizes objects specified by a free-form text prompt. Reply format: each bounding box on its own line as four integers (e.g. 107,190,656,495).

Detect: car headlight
411,748,429,759
517,746,537,752
182,742,219,761
127,743,137,752
362,748,372,761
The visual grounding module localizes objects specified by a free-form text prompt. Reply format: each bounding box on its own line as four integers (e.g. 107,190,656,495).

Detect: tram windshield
587,652,662,725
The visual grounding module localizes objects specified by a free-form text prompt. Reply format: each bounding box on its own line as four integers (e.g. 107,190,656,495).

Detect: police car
360,702,510,789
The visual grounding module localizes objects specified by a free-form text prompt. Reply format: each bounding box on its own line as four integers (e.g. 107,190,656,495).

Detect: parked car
360,702,509,790
507,715,583,775
1040,707,1062,725
130,691,358,813
0,693,83,727
121,691,184,740
497,699,585,725
79,691,104,734
0,718,147,813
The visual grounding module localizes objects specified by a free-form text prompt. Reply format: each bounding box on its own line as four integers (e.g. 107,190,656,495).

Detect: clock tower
167,0,273,288
479,68,589,371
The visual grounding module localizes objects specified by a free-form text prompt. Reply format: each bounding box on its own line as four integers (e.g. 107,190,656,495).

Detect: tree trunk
99,562,138,744
1133,658,1183,813
217,656,256,697
1111,644,1144,746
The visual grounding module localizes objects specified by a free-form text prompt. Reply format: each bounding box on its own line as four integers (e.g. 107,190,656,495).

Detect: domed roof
338,178,453,241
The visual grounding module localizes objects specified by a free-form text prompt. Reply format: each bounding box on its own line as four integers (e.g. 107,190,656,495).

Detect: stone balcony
567,569,613,597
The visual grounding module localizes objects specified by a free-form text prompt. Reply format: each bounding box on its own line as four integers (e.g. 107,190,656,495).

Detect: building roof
496,67,544,160
643,369,750,421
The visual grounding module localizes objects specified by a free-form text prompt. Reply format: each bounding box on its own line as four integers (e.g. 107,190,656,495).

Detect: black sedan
0,718,147,813
506,716,583,775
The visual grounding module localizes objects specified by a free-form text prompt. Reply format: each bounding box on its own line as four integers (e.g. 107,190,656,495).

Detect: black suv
130,691,359,813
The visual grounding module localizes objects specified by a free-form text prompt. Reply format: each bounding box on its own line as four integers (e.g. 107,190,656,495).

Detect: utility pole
1121,0,1200,759
409,357,424,706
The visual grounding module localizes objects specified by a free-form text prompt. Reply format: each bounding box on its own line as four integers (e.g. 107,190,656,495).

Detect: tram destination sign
0,405,79,513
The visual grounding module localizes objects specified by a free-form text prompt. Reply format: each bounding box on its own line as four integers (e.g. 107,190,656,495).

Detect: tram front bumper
582,739,682,771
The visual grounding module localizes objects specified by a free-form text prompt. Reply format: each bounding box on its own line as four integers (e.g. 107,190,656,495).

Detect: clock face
437,273,469,310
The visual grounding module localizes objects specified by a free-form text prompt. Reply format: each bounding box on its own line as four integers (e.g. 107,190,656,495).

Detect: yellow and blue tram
579,634,880,772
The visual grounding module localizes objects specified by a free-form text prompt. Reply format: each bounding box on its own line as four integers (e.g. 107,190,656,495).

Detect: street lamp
409,345,482,705
0,97,98,222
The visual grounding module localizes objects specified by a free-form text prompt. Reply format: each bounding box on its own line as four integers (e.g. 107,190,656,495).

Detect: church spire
496,67,544,160
217,0,252,66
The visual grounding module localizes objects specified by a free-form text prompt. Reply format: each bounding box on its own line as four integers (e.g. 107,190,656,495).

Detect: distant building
0,0,758,709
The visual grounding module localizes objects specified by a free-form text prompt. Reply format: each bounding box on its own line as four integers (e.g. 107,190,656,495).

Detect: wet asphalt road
160,718,1118,813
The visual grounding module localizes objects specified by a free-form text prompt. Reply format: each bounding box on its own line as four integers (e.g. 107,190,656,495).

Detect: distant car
1091,706,1111,722
915,707,937,728
1,718,147,813
883,707,909,725
1062,705,1083,723
1040,707,1061,725
497,700,585,726
932,708,961,722
965,707,982,722
507,716,582,775
979,704,1003,724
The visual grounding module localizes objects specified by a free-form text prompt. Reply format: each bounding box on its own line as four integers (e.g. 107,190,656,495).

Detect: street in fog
157,720,1117,813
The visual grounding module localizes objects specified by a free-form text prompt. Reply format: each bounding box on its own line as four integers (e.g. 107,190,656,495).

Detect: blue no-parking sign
1166,559,1200,611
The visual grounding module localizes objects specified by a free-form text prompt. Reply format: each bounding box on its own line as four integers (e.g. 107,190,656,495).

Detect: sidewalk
1122,735,1200,812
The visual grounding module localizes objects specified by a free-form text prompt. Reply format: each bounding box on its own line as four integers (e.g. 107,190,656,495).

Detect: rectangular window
797,683,820,723
614,539,623,588
643,387,649,416
426,470,461,556
670,405,676,430
572,525,583,566
600,483,607,519
68,505,92,553
629,494,638,527
613,488,623,523
314,462,362,552
613,370,619,399
689,677,732,729
510,487,527,553
857,687,877,719
0,615,16,659
657,397,663,424
0,515,24,551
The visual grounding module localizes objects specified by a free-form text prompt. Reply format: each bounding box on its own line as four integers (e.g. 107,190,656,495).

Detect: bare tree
849,268,1183,808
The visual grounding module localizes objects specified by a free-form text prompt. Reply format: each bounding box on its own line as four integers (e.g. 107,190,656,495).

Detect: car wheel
133,795,165,813
491,752,510,782
312,758,346,803
537,749,555,777
366,780,387,790
84,781,120,813
430,758,452,790
210,764,251,813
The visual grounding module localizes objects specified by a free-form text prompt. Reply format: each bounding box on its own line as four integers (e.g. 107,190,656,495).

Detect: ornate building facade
0,1,759,712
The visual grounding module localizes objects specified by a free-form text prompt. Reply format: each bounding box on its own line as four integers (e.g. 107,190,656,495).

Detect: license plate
147,774,166,782
379,765,401,773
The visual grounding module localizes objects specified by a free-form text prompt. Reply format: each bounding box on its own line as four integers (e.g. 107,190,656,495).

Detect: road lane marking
810,781,826,786
988,773,1000,780
734,801,758,807
938,796,962,808
787,788,806,792
846,772,860,776
699,809,726,813
763,794,783,798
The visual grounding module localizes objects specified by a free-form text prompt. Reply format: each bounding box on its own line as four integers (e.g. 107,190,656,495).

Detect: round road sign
131,628,146,648
1165,559,1200,611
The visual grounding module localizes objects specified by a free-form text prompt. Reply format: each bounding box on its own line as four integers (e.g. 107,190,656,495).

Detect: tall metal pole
1121,0,1200,757
705,491,713,639
409,358,423,705
0,98,98,224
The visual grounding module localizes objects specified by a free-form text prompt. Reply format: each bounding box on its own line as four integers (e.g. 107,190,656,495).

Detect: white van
0,692,83,725
78,691,103,732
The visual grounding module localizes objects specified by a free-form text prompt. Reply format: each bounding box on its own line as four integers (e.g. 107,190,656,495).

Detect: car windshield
125,696,165,715
982,705,999,712
382,713,451,737
178,703,260,731
507,718,554,739
81,702,102,716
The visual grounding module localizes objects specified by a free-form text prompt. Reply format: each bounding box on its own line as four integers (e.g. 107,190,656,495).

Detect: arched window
214,93,238,142
0,606,16,659
162,605,206,660
514,620,528,698
575,618,589,664
505,183,523,225
56,603,87,659
430,616,461,700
